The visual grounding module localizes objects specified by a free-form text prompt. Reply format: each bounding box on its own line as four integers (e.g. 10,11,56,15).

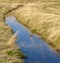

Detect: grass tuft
6,49,26,58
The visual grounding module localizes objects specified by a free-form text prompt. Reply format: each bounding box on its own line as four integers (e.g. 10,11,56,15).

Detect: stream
5,16,60,63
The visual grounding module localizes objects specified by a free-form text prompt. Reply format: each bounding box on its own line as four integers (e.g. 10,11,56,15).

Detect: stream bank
5,16,60,63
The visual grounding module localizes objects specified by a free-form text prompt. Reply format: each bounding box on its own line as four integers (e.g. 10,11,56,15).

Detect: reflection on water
5,16,60,63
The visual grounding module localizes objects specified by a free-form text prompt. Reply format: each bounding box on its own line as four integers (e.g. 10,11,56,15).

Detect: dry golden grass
0,2,24,63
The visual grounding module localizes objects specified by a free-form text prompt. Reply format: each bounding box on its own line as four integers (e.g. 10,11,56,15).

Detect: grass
0,2,24,63
32,29,37,33
6,49,26,58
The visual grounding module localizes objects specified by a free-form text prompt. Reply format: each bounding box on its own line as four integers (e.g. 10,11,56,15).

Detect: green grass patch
32,29,37,33
6,49,26,58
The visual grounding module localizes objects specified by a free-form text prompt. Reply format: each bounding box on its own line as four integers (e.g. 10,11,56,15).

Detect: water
5,16,60,63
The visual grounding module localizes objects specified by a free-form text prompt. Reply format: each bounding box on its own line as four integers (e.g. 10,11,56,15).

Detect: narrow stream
5,16,60,63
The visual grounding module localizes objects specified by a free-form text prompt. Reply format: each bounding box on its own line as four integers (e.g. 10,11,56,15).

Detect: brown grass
0,2,24,63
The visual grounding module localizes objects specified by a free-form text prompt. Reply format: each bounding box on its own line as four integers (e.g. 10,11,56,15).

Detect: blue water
5,16,60,63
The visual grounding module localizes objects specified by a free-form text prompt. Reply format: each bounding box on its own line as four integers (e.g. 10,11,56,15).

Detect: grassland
0,2,25,63
6,1,60,53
